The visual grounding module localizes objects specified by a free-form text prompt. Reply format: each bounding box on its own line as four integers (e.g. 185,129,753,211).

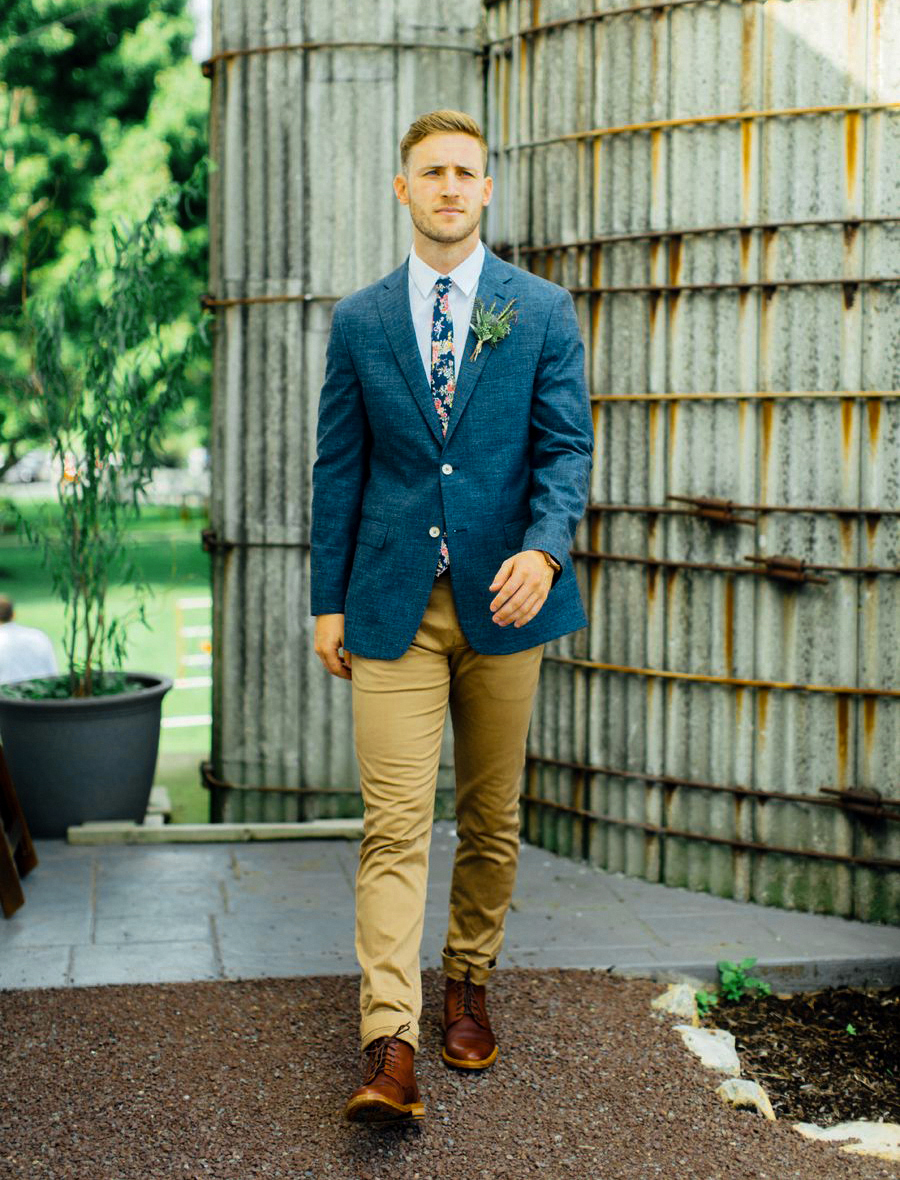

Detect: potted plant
0,168,212,838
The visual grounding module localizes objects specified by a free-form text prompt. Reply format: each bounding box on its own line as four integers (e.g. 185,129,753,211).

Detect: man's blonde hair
399,109,489,175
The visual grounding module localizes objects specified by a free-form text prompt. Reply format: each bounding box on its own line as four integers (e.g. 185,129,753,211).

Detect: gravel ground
1,967,896,1180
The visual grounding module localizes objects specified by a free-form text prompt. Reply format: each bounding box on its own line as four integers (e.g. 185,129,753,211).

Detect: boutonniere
468,296,519,361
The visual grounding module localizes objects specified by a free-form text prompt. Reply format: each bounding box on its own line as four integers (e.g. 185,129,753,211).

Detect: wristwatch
540,550,561,573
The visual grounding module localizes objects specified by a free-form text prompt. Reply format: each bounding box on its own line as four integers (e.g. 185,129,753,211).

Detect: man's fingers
493,583,542,625
489,557,514,591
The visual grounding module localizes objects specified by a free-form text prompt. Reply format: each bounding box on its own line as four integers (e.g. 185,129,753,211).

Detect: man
0,596,58,684
310,109,593,1125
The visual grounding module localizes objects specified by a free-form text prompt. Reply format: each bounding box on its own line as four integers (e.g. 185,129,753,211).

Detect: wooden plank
67,819,365,845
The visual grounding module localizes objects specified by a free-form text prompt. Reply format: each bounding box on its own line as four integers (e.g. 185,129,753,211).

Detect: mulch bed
700,984,900,1125
2,968,897,1179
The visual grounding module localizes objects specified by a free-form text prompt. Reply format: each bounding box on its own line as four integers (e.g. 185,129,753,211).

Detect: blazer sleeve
522,286,594,584
309,303,372,615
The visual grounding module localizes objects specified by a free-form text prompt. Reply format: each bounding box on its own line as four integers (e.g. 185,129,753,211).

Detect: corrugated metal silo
204,0,485,821
484,0,899,922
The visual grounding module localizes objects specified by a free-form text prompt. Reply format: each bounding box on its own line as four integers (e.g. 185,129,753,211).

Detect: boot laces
363,1021,411,1084
453,967,488,1027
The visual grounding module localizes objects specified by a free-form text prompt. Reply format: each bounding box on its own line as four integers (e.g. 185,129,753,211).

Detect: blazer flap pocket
356,517,388,548
503,516,531,548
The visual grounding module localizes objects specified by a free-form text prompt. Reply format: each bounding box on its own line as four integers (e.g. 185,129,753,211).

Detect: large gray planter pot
0,672,173,839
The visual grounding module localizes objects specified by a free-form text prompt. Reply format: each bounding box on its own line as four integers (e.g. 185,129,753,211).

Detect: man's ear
482,176,493,206
393,173,409,204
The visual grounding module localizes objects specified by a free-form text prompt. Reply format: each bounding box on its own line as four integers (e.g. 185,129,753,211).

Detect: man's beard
408,199,482,244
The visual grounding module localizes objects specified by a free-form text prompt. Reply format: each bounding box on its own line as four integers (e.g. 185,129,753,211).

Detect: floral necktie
431,275,454,577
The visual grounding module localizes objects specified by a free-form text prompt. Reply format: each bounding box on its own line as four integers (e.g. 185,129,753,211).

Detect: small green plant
717,957,772,1002
695,989,719,1017
695,957,772,1016
846,1023,856,1035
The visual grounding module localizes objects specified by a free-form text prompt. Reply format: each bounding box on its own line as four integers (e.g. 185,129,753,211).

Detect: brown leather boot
344,1022,425,1124
441,966,498,1069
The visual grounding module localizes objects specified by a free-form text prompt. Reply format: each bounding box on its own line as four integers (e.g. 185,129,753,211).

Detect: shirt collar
408,238,485,300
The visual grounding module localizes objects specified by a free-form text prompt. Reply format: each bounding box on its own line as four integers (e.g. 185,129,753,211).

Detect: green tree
0,0,209,475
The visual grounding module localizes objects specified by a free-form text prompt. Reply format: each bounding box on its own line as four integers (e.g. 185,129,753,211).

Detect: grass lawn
0,500,212,824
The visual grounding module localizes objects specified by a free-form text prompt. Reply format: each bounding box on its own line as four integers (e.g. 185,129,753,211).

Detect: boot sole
441,1044,499,1070
344,1094,425,1124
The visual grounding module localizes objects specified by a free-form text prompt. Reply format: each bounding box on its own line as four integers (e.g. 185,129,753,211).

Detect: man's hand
314,613,352,679
489,550,554,628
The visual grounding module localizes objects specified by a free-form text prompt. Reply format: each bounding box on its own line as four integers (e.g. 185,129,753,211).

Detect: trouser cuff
360,1018,419,1054
441,949,495,986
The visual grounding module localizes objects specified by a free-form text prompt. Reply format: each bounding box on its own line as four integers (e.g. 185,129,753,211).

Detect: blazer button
429,526,441,538
441,463,453,475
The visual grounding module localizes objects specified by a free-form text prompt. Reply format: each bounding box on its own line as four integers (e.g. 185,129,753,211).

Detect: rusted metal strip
201,293,342,310
201,529,309,553
543,655,900,698
525,753,900,822
588,501,900,518
572,550,896,579
496,101,900,152
590,390,899,402
568,275,899,295
493,214,900,254
518,792,900,871
201,39,483,77
485,0,759,39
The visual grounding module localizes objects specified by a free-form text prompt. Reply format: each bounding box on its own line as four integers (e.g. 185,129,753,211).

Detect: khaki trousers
347,573,545,1053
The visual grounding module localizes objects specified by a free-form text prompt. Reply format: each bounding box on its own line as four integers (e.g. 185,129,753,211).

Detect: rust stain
841,397,854,464
532,0,541,24
836,695,850,787
760,397,774,501
740,121,753,209
739,226,752,272
863,697,877,761
649,400,659,461
648,511,659,543
844,111,860,201
839,516,853,558
757,688,769,739
865,513,879,549
734,685,744,719
668,400,678,465
665,568,678,611
724,578,735,675
738,398,747,440
651,127,660,183
668,233,682,288
867,397,881,449
647,565,658,603
649,288,660,335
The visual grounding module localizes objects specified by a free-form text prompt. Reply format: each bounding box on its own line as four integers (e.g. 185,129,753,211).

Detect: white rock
672,1024,741,1075
792,1120,900,1163
715,1078,776,1120
651,983,700,1025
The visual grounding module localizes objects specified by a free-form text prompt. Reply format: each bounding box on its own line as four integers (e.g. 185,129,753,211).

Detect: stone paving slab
1,820,898,993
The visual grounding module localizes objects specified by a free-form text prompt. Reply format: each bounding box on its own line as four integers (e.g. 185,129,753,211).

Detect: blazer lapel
374,244,516,449
376,261,444,446
442,245,515,447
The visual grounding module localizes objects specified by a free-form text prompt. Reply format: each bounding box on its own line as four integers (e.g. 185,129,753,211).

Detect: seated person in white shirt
0,595,59,684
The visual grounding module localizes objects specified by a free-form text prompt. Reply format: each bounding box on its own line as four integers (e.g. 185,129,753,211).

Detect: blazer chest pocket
503,516,531,550
356,517,388,548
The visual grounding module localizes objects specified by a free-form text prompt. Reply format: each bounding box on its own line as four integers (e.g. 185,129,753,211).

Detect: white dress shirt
0,621,59,684
407,238,485,385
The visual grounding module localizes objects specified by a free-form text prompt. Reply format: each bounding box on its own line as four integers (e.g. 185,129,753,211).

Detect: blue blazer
310,243,594,659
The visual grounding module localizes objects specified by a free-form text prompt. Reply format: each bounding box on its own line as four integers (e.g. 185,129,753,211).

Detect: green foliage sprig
8,160,213,699
468,296,519,361
695,957,773,1017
